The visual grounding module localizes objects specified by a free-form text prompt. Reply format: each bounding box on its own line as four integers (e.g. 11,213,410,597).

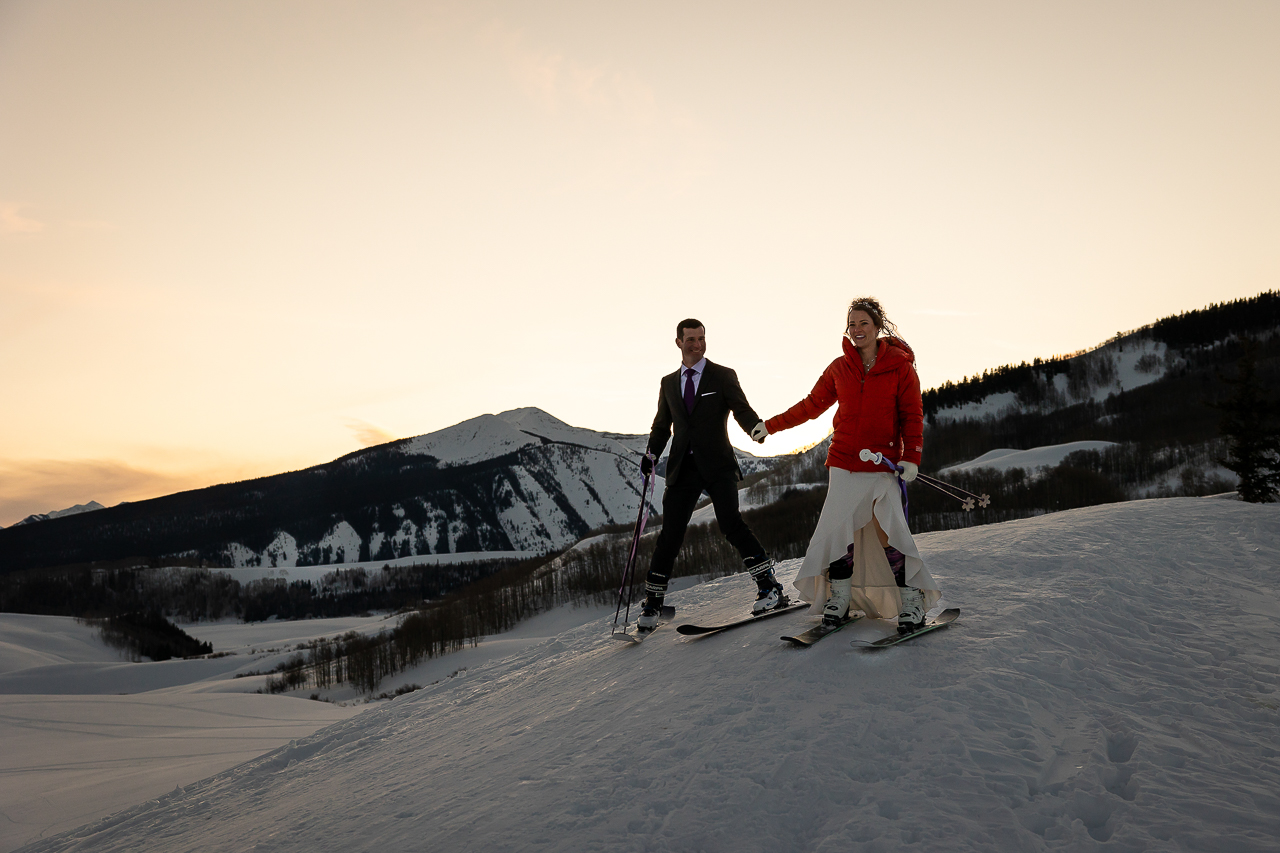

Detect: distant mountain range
0,408,773,574
4,501,106,529
3,292,1275,576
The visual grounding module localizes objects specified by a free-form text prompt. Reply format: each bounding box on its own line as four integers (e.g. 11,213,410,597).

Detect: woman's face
847,310,880,352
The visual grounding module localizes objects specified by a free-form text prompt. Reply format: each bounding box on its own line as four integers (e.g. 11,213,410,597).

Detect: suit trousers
645,458,764,593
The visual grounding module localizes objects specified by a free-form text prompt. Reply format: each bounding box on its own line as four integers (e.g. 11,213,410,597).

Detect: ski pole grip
860,448,902,474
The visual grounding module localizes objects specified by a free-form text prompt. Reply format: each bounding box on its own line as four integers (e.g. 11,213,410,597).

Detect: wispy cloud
0,458,209,527
482,20,653,118
477,19,714,194
0,203,44,235
346,419,397,448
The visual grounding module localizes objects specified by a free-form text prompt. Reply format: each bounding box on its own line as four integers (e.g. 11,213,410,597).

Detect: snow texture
931,337,1170,424
940,441,1120,476
12,498,1280,853
182,551,539,585
169,407,771,568
399,407,641,467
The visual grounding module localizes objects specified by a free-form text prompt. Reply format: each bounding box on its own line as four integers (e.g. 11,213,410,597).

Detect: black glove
640,455,654,475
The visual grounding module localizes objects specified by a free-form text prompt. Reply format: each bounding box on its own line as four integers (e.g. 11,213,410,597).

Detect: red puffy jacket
765,336,923,473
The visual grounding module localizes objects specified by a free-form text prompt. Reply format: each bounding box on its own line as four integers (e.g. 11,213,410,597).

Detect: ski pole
613,452,656,633
914,473,991,511
915,472,990,506
859,449,990,512
859,449,909,523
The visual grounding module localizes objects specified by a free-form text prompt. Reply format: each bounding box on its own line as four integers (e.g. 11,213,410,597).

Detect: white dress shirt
679,357,707,397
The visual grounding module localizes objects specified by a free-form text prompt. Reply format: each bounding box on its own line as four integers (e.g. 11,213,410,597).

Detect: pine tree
1216,338,1280,503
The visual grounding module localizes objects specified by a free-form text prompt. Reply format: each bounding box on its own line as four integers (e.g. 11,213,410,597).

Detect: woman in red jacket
760,297,940,632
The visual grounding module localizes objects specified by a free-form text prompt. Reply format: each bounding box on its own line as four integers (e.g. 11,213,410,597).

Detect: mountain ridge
0,409,771,575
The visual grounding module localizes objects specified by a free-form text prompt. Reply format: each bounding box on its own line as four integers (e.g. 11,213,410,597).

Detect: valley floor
0,605,618,852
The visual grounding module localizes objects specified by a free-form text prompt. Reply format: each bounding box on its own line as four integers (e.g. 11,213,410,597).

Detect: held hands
750,421,769,444
899,461,918,482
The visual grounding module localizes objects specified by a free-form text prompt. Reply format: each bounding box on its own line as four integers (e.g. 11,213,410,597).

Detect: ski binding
851,608,960,648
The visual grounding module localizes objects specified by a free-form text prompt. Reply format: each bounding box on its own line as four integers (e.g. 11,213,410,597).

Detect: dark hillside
923,290,1279,418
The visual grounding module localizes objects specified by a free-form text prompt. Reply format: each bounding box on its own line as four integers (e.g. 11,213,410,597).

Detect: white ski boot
823,577,852,626
746,555,784,614
637,596,663,632
897,586,926,634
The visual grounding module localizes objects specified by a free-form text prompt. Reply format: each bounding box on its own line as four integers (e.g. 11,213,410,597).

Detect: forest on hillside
922,290,1280,418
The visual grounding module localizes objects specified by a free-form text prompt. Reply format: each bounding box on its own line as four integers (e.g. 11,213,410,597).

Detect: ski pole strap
859,449,908,524
856,449,990,513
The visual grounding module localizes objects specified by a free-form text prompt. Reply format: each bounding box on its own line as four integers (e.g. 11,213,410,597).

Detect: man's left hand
750,421,768,443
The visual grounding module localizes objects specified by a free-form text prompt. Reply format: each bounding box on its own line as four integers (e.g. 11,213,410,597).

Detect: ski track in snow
13,499,1280,853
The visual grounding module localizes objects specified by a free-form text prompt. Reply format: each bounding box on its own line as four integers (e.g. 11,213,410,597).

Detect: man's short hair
676,318,704,340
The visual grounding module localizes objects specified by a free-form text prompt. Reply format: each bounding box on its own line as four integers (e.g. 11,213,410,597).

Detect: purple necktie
683,367,697,413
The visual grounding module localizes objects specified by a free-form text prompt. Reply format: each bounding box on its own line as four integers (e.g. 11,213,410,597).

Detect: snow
197,549,538,584
399,413,543,465
687,482,824,526
182,407,763,568
11,501,105,526
9,498,1279,852
1106,339,1167,395
399,408,639,467
0,615,128,675
929,337,1171,424
940,441,1120,476
930,390,1020,423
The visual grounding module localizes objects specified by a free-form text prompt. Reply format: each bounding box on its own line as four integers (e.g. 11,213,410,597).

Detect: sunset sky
2,0,1278,526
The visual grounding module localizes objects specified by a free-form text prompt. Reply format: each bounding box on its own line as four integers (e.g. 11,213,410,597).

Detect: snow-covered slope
211,407,772,566
399,407,647,467
0,614,127,675
931,337,1171,424
1,408,777,573
20,498,1280,853
940,440,1119,476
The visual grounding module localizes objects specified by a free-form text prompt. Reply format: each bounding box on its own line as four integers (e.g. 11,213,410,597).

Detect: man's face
677,326,706,367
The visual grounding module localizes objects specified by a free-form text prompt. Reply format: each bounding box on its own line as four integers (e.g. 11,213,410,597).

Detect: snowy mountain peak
398,407,645,468
398,412,543,466
13,500,106,527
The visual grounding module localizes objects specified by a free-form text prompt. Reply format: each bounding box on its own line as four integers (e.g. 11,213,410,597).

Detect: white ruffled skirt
793,468,942,619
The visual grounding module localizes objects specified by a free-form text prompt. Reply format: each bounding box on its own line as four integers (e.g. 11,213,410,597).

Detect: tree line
255,487,831,695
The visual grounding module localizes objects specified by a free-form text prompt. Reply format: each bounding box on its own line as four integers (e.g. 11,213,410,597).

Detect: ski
780,614,862,647
611,605,675,644
851,608,960,649
675,601,808,637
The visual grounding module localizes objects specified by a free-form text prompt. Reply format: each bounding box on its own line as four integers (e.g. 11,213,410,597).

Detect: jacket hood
841,334,915,368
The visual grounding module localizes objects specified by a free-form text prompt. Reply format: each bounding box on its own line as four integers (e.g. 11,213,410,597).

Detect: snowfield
940,441,1120,476
9,498,1280,853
